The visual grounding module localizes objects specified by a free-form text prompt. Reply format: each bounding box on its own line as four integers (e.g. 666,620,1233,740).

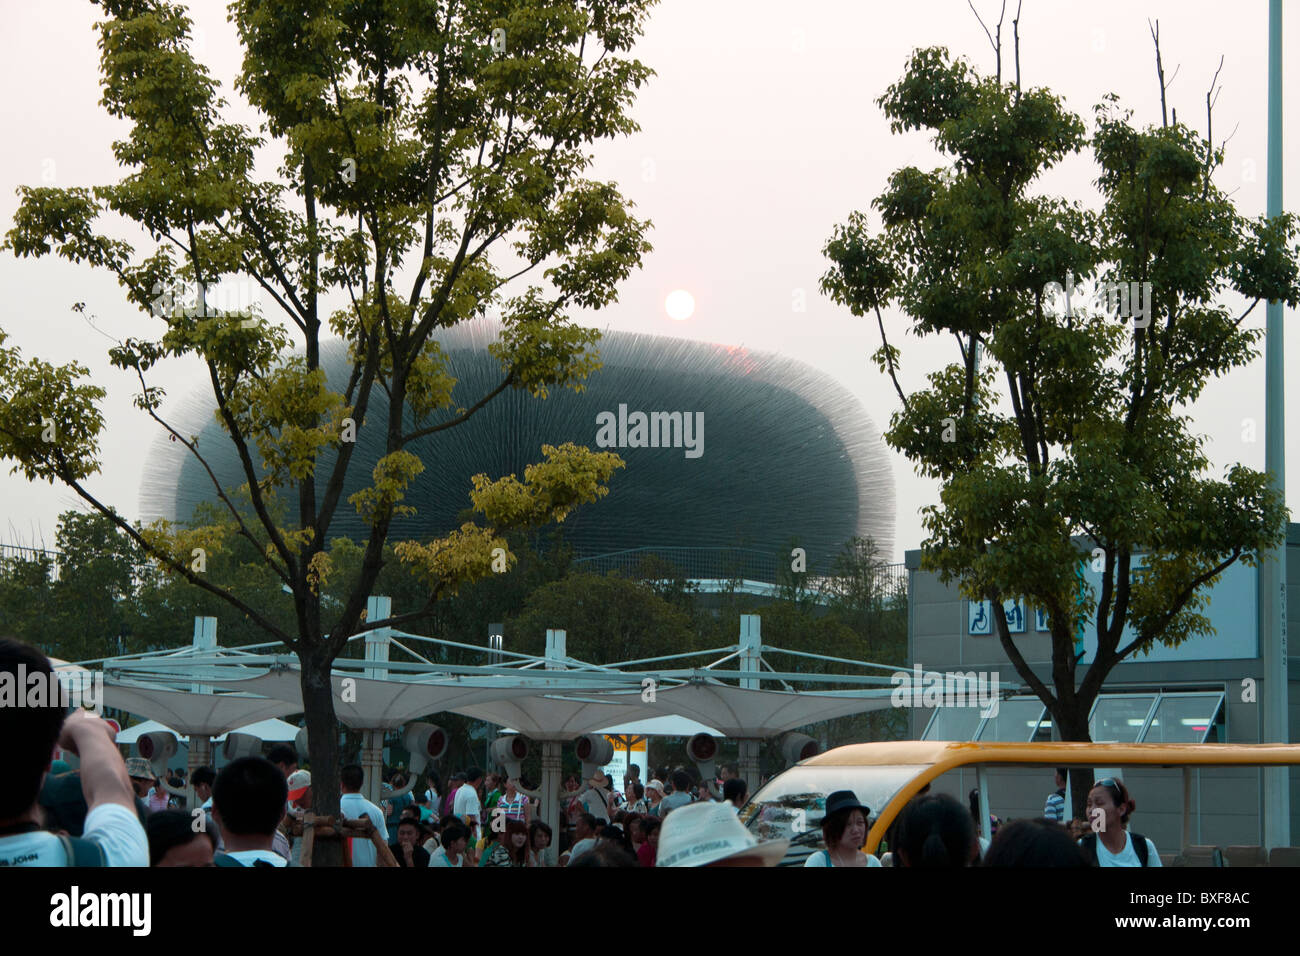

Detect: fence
573,546,908,597
0,544,62,581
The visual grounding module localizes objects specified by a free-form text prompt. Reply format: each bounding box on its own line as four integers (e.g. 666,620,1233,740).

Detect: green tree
506,571,696,663
0,0,655,858
0,550,59,652
821,38,1298,810
0,512,147,661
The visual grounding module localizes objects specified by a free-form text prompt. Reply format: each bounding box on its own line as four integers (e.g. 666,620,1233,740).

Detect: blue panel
1076,556,1258,662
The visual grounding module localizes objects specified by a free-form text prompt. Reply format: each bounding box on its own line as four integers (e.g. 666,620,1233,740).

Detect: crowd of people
2,637,1162,867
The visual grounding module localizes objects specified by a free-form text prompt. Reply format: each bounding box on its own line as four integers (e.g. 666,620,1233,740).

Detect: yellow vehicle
740,740,1300,865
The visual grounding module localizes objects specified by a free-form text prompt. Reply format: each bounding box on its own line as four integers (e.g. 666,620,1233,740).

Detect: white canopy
213,668,546,729
452,692,664,740
102,680,300,737
116,716,302,744
595,715,723,737
218,717,301,742
645,683,897,737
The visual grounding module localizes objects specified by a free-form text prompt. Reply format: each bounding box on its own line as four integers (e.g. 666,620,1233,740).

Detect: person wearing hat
645,778,666,816
125,757,156,802
804,790,881,867
655,800,789,867
578,770,613,823
287,769,312,809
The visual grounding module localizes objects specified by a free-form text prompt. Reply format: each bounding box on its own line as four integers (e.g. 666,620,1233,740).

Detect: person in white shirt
339,764,388,867
211,756,290,867
578,771,614,822
0,639,148,867
424,770,441,816
804,790,882,867
429,821,469,866
285,769,312,866
623,780,648,815
453,766,484,854
192,765,216,811
1079,778,1161,868
563,813,599,865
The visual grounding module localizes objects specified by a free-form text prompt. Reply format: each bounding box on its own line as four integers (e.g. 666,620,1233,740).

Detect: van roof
803,740,1300,770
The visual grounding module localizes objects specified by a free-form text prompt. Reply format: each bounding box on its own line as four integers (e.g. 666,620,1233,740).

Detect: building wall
902,528,1300,849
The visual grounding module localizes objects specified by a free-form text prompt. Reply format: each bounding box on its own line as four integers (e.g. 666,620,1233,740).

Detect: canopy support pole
189,617,218,809
363,596,392,805
188,735,210,811
738,615,763,794
542,740,562,866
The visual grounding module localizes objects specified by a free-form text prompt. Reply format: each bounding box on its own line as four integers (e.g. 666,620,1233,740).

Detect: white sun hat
655,800,789,867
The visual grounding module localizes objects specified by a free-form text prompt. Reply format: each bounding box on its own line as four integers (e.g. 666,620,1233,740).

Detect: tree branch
1150,20,1169,127
1012,0,1023,97
129,366,289,585
874,304,911,413
205,361,299,579
400,371,516,446
1115,549,1240,660
45,463,296,647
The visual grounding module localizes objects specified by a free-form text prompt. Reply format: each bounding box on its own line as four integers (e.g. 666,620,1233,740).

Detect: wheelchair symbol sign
968,598,1027,635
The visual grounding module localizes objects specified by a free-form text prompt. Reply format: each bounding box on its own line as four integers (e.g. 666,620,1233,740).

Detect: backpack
58,834,107,867
1080,831,1150,867
213,853,277,867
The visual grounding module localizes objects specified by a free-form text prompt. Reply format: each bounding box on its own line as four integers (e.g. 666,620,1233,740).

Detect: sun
665,289,695,321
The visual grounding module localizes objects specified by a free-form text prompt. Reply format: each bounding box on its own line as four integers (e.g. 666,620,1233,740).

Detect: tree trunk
1055,706,1094,821
301,645,343,867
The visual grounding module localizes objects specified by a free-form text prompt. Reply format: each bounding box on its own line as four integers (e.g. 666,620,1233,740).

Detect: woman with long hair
482,818,529,867
528,820,553,867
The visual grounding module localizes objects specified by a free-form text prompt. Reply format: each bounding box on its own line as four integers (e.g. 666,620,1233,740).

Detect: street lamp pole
1261,0,1290,851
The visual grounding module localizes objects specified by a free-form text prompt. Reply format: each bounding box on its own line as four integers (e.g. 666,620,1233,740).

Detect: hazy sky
1,0,1297,565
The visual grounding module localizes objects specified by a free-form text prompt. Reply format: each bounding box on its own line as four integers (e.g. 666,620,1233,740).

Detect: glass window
1141,693,1225,744
741,764,923,859
1088,695,1156,743
921,706,985,741
976,698,1046,742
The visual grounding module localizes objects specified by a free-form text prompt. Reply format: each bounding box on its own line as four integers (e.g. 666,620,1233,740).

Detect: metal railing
573,546,908,597
0,543,62,581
